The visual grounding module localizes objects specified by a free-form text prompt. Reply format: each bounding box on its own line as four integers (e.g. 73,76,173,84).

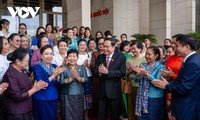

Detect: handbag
121,78,132,94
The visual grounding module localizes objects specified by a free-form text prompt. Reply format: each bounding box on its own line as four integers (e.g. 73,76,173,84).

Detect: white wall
91,0,139,40
149,0,168,45
67,0,91,28
68,0,196,45
171,0,196,36
139,0,150,34
113,0,139,40
91,0,113,37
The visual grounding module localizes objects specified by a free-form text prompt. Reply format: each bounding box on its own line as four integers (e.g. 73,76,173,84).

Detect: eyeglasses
21,40,28,43
3,43,10,46
22,60,29,62
98,43,104,46
16,39,21,43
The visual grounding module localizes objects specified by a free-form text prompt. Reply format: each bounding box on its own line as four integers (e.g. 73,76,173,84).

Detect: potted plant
130,33,157,44
189,32,200,54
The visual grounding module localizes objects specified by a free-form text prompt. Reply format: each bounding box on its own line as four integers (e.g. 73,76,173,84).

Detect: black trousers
97,97,120,120
4,111,32,120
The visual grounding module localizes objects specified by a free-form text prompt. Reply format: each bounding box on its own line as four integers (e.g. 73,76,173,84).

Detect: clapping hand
0,83,9,95
136,64,148,76
151,76,169,89
98,64,108,74
53,66,66,76
32,80,48,92
160,67,174,79
72,70,79,80
84,59,89,67
61,57,68,67
127,62,135,72
127,62,141,73
132,65,141,74
49,66,65,81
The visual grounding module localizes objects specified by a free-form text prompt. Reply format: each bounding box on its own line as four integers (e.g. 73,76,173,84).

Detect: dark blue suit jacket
165,53,200,120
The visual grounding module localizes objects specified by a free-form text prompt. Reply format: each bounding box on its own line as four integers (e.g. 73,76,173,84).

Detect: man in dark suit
152,35,200,120
93,38,126,120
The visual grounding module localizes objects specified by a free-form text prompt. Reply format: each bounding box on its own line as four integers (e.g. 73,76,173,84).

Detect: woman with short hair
52,39,68,66
60,49,88,120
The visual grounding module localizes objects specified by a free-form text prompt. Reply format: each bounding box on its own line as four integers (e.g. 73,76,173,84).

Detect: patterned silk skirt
61,94,84,120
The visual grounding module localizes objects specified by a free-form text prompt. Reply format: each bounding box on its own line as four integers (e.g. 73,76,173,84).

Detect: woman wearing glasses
8,33,21,54
90,37,105,117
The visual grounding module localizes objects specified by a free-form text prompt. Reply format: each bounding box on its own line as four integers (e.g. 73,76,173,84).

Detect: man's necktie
106,56,111,68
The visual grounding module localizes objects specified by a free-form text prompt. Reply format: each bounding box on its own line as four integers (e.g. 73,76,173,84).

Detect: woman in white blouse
52,39,68,66
0,19,10,38
77,39,92,120
0,36,10,81
0,36,10,119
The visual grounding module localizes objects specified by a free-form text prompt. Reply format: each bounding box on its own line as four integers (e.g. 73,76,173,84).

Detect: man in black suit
94,38,126,120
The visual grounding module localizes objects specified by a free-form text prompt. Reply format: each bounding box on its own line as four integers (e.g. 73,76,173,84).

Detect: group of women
0,19,109,120
0,18,197,120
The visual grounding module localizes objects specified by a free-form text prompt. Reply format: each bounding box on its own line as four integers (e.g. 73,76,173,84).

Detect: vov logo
7,7,40,18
